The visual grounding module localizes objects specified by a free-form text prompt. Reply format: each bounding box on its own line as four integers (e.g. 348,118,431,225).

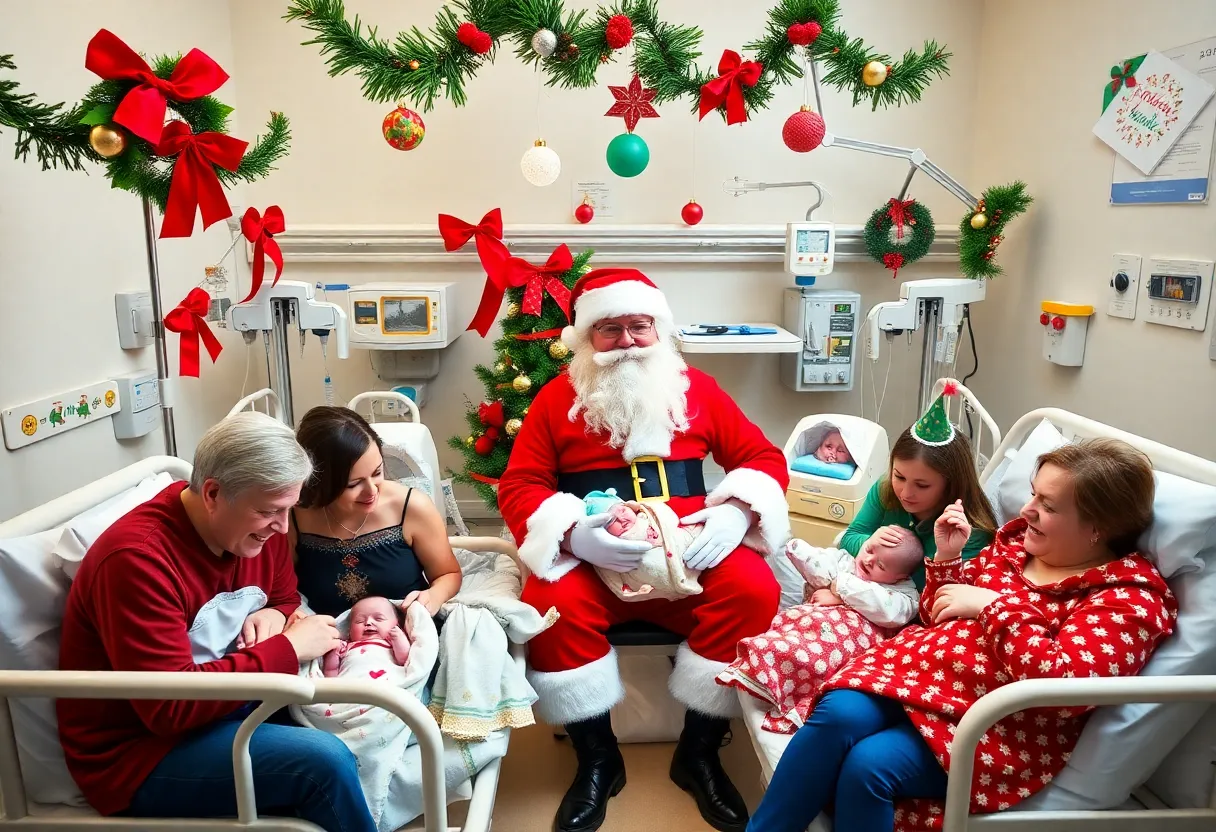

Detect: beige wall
968,0,1216,459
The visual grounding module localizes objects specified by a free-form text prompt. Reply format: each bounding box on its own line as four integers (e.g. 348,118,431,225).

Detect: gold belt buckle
629,456,670,503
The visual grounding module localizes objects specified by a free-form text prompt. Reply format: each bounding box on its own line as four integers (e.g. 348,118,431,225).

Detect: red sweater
57,482,301,815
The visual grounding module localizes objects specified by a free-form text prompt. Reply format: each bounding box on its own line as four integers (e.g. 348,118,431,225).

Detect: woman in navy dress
290,407,461,619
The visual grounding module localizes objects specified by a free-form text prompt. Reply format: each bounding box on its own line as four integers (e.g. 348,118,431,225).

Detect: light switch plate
1107,254,1141,319
115,291,154,349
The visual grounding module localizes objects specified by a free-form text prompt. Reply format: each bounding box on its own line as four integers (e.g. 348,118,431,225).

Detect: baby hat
584,488,624,515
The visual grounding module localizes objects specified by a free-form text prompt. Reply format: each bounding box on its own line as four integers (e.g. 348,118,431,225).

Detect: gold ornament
970,212,989,230
494,362,507,375
548,339,570,360
88,124,128,158
522,406,529,416
862,61,889,87
409,59,420,70
505,418,523,436
506,302,521,318
512,374,533,393
465,435,476,448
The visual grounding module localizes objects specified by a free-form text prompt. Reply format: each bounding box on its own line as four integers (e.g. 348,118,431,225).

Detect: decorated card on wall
1093,50,1214,175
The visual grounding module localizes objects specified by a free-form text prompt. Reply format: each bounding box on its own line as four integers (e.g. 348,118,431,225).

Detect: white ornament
531,28,557,58
520,140,561,187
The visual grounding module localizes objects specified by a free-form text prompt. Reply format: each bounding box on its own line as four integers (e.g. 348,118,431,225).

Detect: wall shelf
676,324,803,354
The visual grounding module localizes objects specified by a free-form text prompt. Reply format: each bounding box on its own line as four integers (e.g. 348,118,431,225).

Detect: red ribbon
155,121,248,239
882,252,906,278
478,400,505,429
886,198,916,240
164,288,223,377
469,472,501,485
513,327,565,341
84,29,229,145
1110,61,1138,95
240,206,286,302
467,244,574,337
438,208,508,263
698,50,763,125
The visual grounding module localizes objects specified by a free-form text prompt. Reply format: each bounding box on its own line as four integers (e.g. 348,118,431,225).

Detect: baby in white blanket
584,489,703,601
321,596,411,677
786,528,922,628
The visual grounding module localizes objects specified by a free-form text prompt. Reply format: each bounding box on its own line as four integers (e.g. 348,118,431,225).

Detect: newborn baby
814,428,853,465
322,596,412,678
586,489,703,601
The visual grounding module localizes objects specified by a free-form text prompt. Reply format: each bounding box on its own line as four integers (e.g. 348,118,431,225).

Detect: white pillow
995,418,1063,524
52,472,174,580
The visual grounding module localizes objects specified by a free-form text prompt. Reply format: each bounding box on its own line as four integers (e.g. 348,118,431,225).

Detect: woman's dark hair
295,407,383,509
880,427,998,536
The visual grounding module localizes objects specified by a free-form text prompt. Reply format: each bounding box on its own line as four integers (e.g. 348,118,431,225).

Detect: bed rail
227,389,284,423
348,391,421,424
931,378,1001,470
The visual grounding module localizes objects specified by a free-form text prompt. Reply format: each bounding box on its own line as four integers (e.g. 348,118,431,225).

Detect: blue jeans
126,704,375,832
747,690,948,832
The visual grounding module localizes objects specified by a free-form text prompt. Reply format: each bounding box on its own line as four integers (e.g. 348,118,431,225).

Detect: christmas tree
447,246,593,509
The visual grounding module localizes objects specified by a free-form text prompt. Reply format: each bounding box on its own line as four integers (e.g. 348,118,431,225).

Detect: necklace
325,506,371,540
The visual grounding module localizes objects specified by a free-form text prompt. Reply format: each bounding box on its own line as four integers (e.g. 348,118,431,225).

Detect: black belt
557,458,706,503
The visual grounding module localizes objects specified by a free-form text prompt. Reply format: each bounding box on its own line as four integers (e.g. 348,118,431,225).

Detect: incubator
782,414,889,547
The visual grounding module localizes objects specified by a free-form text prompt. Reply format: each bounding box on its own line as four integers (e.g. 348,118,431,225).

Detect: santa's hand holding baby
498,269,790,832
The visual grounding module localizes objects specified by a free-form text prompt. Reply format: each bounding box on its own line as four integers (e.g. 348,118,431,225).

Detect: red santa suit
498,270,790,725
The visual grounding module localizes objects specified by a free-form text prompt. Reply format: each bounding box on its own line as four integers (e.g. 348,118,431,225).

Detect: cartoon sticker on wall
2,379,122,452
77,395,90,418
104,390,116,408
48,403,65,427
20,415,37,437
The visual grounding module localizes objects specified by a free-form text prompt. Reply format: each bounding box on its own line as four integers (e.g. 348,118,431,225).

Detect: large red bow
155,121,247,239
438,208,508,263
240,206,286,302
84,29,229,145
698,50,763,125
467,245,574,337
886,198,916,239
163,287,223,377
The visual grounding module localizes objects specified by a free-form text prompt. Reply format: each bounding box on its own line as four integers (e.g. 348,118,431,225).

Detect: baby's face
815,431,852,465
350,597,399,640
856,539,911,585
604,503,640,537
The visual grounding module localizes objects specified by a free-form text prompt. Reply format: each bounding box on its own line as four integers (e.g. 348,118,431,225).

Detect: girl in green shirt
839,427,997,589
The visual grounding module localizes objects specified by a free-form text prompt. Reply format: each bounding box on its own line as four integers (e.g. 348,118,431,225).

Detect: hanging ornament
605,74,660,133
408,59,420,71
970,212,989,230
549,339,570,360
555,32,579,62
474,434,496,455
506,301,521,318
505,418,524,437
786,21,823,47
521,139,561,187
574,197,595,224
606,132,649,177
605,15,635,50
522,406,530,416
465,435,476,448
512,374,533,393
862,61,889,87
782,105,826,153
681,200,704,226
494,361,507,375
531,28,558,58
456,22,493,55
382,105,426,151
88,123,128,158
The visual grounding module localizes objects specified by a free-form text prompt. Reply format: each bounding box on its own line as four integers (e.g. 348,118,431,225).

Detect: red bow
438,208,508,263
886,198,916,239
1110,60,1138,95
468,244,574,337
155,121,248,239
478,400,505,429
240,206,286,302
84,29,229,145
164,288,223,377
698,50,763,125
882,252,906,278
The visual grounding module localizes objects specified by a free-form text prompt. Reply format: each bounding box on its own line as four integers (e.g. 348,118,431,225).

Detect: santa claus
498,269,790,832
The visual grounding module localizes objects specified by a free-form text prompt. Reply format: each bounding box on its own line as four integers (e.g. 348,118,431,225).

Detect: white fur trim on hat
572,279,674,333
527,649,626,724
560,325,579,349
669,643,742,719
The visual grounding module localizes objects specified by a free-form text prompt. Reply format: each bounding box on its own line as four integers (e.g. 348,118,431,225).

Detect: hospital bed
0,396,524,832
739,405,1216,831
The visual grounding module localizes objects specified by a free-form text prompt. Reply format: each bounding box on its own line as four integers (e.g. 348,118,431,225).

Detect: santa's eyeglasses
592,319,655,339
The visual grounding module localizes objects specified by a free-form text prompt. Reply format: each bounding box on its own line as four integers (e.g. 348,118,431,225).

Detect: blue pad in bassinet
791,455,857,481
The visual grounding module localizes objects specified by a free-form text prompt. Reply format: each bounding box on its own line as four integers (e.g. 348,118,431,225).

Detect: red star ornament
604,74,659,133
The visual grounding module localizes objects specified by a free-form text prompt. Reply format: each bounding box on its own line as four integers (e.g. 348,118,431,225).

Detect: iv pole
141,198,177,457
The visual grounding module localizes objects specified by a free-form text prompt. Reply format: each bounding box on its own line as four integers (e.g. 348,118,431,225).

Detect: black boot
555,713,626,832
669,710,749,832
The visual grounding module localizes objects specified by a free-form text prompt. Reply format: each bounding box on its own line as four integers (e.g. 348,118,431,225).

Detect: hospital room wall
228,0,984,514
0,1,253,520
967,0,1216,460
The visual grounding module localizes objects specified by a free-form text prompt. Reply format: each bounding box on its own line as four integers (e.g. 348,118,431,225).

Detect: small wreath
863,197,935,277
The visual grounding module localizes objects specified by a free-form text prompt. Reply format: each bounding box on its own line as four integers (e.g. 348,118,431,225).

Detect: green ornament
911,381,958,446
606,132,649,178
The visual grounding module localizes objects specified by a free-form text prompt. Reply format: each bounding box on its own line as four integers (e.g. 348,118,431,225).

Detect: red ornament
681,200,704,225
605,74,659,133
782,106,825,153
605,15,634,50
474,434,496,455
456,22,492,54
575,200,595,224
381,105,426,151
882,252,905,277
786,21,823,47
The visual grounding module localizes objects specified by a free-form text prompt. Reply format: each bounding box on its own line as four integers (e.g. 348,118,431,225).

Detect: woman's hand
811,588,843,606
401,589,443,617
875,525,909,548
930,584,1002,623
933,500,972,561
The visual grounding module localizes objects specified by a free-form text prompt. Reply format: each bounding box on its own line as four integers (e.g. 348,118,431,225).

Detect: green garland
863,198,935,277
286,0,951,121
958,182,1033,279
1,52,290,211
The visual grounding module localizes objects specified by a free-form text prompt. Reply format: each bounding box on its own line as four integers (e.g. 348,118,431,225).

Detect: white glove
568,513,651,572
680,502,752,571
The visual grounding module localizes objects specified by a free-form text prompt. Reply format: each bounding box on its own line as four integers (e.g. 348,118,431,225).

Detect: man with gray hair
57,412,376,832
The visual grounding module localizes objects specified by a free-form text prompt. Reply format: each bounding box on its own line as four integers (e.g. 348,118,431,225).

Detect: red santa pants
522,546,780,725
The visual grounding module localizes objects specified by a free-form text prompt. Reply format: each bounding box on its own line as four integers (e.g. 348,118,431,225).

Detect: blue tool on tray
680,324,779,336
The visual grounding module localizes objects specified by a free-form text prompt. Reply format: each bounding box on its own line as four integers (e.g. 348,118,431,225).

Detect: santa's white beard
567,336,690,460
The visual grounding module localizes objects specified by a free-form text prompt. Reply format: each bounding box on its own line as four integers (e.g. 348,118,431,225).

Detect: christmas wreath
863,197,935,277
286,0,951,123
958,181,1033,279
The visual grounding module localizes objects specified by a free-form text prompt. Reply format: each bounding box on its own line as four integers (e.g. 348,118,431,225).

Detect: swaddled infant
321,596,412,677
585,489,704,601
813,427,854,465
787,526,922,622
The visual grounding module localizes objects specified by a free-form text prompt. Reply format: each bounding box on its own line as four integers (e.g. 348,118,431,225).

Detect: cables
961,306,979,440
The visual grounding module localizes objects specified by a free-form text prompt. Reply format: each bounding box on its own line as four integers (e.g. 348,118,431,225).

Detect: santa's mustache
590,343,661,366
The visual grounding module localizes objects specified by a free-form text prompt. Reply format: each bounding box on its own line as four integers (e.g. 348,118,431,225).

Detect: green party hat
912,381,959,446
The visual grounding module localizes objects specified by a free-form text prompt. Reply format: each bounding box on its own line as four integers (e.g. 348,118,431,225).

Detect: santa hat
560,268,675,349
